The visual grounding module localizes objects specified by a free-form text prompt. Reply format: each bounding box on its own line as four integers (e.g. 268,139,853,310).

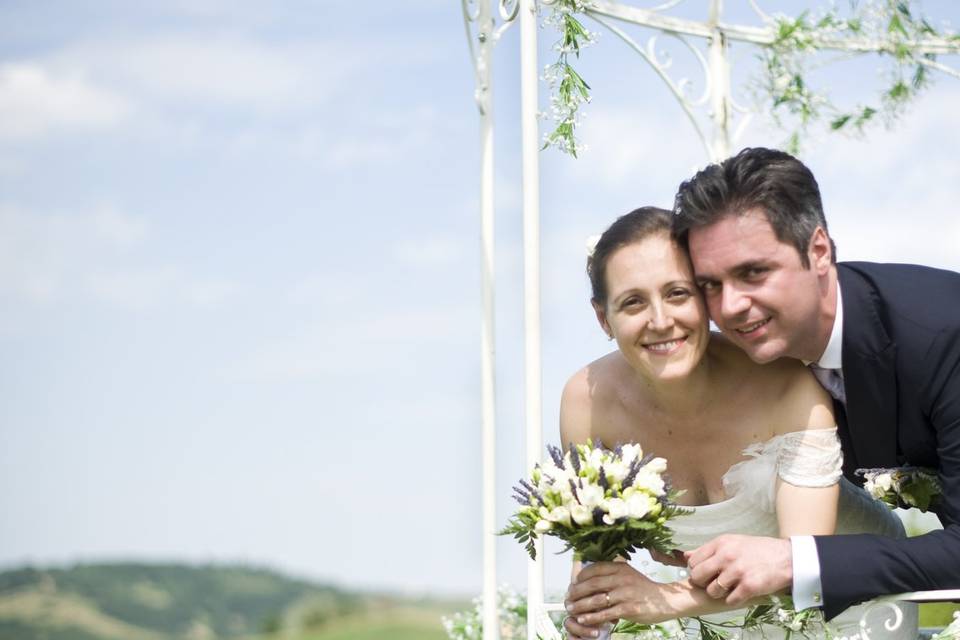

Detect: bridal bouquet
857,466,942,512
500,441,689,562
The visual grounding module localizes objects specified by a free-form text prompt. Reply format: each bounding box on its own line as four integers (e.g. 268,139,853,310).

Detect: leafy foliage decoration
540,0,960,156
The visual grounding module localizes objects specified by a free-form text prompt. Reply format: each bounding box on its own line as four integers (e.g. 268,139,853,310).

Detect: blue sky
0,1,958,598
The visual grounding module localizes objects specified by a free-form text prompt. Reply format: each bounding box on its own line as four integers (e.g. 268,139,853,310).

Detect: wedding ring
605,592,611,606
716,578,729,592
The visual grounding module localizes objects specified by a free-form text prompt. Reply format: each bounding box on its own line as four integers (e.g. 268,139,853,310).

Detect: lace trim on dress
722,428,843,513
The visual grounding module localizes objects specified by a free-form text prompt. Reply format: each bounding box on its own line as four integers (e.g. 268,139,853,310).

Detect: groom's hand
685,535,792,606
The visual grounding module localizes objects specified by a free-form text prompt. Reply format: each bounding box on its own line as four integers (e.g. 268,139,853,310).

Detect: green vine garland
541,0,960,156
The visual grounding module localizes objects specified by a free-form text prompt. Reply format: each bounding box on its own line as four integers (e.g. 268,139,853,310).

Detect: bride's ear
592,300,613,340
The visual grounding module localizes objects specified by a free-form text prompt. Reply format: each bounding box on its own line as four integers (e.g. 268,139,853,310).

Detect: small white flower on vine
585,234,601,257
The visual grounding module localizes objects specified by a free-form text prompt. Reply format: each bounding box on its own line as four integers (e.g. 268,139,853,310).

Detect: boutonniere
856,466,941,512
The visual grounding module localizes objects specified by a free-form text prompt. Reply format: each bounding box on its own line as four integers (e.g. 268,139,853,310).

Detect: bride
559,207,915,640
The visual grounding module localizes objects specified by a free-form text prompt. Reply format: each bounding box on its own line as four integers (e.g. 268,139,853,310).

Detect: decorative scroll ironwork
462,0,522,115
857,600,905,640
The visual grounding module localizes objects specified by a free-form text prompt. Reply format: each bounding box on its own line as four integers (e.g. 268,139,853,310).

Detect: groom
675,147,960,618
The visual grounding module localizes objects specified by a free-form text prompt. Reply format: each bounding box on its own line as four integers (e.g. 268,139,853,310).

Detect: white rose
625,492,650,519
587,448,606,470
644,457,668,474
602,497,627,524
875,473,894,493
571,504,594,526
603,459,628,483
864,478,880,498
540,461,563,486
634,469,666,496
535,519,553,533
558,485,574,507
545,506,572,528
620,443,642,464
579,483,605,508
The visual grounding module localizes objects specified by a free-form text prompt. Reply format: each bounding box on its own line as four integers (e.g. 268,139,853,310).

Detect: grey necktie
809,364,846,405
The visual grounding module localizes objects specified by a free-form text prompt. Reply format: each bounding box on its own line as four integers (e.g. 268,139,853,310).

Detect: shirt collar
813,281,844,370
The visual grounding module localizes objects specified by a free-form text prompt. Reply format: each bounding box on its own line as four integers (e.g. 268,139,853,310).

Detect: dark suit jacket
815,262,960,618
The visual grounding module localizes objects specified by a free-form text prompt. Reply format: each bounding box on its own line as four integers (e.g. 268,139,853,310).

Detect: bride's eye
667,288,690,300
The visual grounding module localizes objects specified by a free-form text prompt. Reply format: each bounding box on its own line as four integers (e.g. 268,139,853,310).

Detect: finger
688,556,724,589
575,602,624,627
704,573,736,600
684,539,717,569
564,615,600,639
726,585,750,608
725,575,762,607
567,575,619,603
566,584,615,615
576,560,624,581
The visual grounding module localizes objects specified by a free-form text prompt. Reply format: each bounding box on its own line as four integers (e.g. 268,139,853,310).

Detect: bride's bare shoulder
560,352,626,446
561,353,623,411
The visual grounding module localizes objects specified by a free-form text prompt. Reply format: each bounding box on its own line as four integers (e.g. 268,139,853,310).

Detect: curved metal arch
585,12,713,158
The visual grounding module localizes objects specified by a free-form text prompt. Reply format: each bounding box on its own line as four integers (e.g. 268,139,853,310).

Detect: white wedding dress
645,429,918,640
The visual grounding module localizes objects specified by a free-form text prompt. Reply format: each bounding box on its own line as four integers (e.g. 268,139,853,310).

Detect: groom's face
687,208,828,363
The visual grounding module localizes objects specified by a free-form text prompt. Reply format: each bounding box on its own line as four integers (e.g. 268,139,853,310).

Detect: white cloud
0,63,129,139
0,205,241,310
568,105,707,189
86,267,241,311
803,88,960,271
305,105,452,170
46,33,408,116
392,233,466,269
91,206,149,248
228,304,472,383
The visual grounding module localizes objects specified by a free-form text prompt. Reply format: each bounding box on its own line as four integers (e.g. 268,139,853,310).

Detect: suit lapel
837,264,899,468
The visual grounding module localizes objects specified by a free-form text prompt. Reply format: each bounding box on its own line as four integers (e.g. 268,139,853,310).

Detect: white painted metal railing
461,2,960,639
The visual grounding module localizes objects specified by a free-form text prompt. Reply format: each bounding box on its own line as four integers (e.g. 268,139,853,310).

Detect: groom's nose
719,285,751,320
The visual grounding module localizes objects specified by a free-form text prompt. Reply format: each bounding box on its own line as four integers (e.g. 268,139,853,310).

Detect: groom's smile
734,317,771,336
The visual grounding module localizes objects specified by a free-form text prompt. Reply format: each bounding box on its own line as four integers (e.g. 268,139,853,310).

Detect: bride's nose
647,302,674,331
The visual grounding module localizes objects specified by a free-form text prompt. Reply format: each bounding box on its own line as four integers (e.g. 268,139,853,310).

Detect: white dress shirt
792,283,844,610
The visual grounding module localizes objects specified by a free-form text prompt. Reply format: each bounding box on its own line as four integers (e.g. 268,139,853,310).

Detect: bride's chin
648,362,697,382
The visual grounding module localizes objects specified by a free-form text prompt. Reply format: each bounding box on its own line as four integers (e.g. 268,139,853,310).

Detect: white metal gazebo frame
461,2,960,639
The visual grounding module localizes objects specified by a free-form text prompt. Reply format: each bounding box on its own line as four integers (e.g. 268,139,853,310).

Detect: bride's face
595,232,709,381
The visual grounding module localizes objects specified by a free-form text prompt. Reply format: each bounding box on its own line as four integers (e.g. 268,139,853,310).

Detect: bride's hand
564,561,672,635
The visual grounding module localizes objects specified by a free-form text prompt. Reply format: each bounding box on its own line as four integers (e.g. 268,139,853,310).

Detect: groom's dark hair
672,147,836,267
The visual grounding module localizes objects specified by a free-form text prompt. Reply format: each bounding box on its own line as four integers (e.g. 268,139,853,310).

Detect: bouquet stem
581,560,615,640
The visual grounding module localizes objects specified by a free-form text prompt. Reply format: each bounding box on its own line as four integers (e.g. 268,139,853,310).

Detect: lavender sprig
548,444,566,469
569,443,581,475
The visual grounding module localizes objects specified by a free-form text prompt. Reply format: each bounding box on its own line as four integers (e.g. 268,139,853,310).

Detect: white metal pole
707,0,730,161
475,2,500,639
519,1,544,639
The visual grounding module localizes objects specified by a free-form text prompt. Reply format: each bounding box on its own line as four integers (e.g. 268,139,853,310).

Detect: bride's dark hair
587,206,676,306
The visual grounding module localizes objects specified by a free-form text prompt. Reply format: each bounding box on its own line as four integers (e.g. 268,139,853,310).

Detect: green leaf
830,114,852,130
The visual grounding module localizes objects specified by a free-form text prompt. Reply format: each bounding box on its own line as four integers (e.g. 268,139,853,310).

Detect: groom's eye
698,281,718,294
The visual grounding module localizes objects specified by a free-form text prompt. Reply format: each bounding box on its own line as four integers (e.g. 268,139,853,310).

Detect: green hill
0,563,458,640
